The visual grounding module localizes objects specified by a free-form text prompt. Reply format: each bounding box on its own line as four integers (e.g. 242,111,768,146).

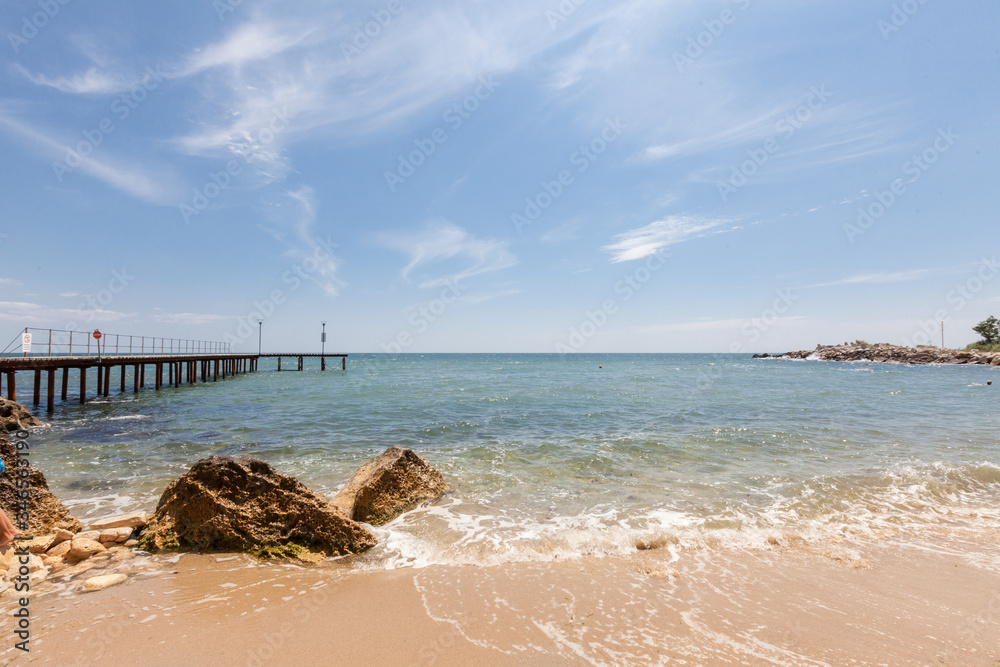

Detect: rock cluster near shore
0,510,147,598
0,398,450,569
753,343,1000,366
139,456,379,557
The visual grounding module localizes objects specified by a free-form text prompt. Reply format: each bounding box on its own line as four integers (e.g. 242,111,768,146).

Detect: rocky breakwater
138,456,378,559
753,343,1000,366
333,446,450,526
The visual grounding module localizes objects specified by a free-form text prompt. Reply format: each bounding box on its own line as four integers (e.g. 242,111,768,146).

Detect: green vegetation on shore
968,316,1000,352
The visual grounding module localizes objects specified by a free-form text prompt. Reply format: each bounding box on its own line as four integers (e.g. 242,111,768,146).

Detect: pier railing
1,327,231,358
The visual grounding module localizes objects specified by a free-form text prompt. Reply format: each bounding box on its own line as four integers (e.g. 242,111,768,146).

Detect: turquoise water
26,354,1000,567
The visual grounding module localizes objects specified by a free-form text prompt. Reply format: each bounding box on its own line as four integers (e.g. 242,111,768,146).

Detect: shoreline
753,342,1000,366
7,529,999,665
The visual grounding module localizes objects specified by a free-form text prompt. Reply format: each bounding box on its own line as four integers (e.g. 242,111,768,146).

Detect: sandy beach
9,527,999,666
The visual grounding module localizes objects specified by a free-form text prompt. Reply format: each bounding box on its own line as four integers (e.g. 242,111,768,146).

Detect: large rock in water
333,447,449,525
138,456,376,557
0,397,43,434
0,437,83,535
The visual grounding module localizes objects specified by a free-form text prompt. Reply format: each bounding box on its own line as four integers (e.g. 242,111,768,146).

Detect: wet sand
8,533,1000,666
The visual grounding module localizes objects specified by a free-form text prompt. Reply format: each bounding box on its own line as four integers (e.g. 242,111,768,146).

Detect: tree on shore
973,316,999,344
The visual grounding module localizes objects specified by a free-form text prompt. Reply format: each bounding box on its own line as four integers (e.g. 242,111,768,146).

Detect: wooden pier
0,353,349,412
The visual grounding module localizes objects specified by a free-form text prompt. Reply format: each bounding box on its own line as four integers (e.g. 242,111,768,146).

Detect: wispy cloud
0,113,179,205
260,186,343,297
380,220,516,289
603,216,731,263
14,65,135,95
0,301,134,324
0,278,22,286
808,269,934,289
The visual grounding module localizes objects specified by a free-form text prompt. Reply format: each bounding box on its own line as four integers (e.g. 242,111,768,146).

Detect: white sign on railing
21,333,31,353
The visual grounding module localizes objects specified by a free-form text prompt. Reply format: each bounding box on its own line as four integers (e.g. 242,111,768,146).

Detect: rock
89,511,149,531
81,573,127,592
100,541,117,549
332,447,449,526
0,398,43,434
26,536,54,554
69,538,106,560
139,456,377,557
6,554,44,582
51,528,74,545
75,530,101,542
112,549,134,562
47,540,72,558
0,545,16,571
124,539,138,547
0,437,82,536
59,560,99,578
99,527,134,543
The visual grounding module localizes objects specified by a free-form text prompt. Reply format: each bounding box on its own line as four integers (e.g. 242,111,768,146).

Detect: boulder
47,540,72,558
89,511,148,532
75,530,101,542
69,538,106,560
0,398,43,434
332,447,449,526
0,437,82,536
81,573,127,592
139,456,376,557
50,528,74,545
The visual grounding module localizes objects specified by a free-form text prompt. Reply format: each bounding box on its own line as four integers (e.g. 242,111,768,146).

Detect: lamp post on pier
257,319,263,355
321,321,327,355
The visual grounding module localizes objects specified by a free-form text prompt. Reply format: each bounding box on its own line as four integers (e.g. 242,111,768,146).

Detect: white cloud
808,269,933,289
179,22,313,77
380,220,516,289
14,65,134,95
260,186,343,297
603,216,731,263
0,301,134,325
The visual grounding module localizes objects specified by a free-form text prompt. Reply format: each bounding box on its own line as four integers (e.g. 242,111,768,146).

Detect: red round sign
93,330,102,340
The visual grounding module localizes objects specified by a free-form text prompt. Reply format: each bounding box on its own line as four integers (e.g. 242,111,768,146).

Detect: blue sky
1,0,998,353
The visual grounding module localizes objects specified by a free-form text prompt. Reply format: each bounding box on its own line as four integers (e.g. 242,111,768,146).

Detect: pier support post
33,370,41,405
61,368,68,400
104,366,111,397
321,356,325,371
47,369,55,411
121,365,126,393
79,367,87,404
214,359,218,382
343,356,346,371
155,364,162,390
140,364,145,388
134,365,140,393
277,357,281,372
5,371,14,401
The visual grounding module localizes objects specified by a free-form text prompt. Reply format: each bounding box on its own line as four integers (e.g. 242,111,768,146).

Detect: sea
25,353,1000,570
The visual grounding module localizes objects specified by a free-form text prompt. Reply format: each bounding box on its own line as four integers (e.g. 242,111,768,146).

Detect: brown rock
89,511,148,531
69,538,106,560
139,456,377,557
100,541,118,549
99,527,134,543
51,528,74,545
0,398,43,434
75,530,101,542
47,540,72,558
0,437,82,536
333,447,449,526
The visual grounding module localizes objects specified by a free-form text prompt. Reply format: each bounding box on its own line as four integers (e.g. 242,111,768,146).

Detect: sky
0,0,998,353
